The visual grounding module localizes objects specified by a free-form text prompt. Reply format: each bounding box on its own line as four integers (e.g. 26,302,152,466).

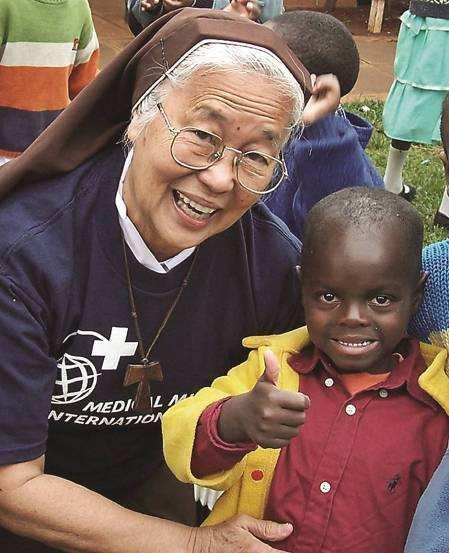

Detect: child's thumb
260,349,280,386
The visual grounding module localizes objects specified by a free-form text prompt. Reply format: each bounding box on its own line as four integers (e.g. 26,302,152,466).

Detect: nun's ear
126,117,141,143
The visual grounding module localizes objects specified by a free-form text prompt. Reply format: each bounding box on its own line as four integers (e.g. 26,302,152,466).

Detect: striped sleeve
69,8,99,99
0,0,100,156
69,30,99,98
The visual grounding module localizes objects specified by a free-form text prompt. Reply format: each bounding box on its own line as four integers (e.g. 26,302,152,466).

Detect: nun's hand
192,514,293,553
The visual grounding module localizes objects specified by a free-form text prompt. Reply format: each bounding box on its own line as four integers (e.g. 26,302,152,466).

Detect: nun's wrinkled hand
192,514,293,553
163,0,196,11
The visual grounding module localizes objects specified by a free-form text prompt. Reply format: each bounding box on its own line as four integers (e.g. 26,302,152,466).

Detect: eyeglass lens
171,128,283,193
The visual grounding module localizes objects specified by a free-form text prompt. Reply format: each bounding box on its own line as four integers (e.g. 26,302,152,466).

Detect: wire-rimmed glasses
157,103,287,195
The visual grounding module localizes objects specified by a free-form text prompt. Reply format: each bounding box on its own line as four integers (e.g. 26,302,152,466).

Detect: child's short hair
269,10,359,96
440,92,449,156
302,187,423,281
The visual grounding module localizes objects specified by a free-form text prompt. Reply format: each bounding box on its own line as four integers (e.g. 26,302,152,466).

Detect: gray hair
126,41,305,145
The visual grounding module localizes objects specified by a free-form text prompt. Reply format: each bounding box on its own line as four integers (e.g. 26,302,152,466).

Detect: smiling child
163,187,449,553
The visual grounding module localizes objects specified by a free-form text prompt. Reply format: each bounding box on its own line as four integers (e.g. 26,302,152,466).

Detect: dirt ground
89,0,399,99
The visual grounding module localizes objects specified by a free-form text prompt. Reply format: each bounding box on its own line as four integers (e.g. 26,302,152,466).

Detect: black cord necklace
121,234,198,413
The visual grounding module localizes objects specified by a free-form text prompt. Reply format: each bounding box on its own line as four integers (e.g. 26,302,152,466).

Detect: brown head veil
0,8,311,199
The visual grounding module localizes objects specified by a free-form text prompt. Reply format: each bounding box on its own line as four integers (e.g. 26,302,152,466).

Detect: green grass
344,99,449,246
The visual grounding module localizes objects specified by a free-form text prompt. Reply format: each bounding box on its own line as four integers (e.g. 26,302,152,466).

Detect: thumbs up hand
218,350,310,449
260,349,281,386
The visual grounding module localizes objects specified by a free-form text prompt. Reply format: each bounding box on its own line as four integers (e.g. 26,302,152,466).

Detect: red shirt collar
288,338,439,410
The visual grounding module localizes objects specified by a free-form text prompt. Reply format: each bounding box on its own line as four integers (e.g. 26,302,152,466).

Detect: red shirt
193,339,449,553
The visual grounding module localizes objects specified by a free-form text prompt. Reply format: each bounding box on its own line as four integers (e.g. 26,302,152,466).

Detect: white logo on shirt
51,328,138,405
52,353,99,404
92,327,138,371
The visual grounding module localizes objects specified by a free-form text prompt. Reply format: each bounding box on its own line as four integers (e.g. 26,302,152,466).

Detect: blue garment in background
265,110,384,242
405,451,449,553
409,239,449,349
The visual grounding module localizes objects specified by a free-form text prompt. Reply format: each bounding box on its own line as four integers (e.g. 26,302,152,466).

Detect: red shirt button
251,469,264,481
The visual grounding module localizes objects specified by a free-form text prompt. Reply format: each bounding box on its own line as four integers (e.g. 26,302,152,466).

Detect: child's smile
331,337,379,355
301,225,425,374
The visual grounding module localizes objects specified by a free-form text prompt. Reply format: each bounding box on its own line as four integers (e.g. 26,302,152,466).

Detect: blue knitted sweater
410,240,449,349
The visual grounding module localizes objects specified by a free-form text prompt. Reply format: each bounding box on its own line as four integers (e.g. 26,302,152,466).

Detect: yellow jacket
162,327,449,526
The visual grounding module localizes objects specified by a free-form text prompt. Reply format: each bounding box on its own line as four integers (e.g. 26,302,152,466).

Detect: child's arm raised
218,350,310,449
162,347,270,490
302,74,341,126
162,344,308,489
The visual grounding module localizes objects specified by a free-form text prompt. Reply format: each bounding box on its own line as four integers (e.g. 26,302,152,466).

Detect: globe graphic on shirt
52,353,99,404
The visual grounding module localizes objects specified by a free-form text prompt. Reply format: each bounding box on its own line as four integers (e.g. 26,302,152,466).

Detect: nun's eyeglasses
157,103,287,195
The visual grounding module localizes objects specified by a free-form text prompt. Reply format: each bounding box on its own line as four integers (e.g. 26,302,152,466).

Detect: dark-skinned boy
163,187,449,553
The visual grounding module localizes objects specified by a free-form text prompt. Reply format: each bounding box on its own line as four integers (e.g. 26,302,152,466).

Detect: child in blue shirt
263,10,383,241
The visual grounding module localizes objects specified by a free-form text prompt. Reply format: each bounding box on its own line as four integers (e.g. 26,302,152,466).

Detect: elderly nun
0,9,311,552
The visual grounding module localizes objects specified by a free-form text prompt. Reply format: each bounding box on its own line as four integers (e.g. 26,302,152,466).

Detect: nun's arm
0,456,292,552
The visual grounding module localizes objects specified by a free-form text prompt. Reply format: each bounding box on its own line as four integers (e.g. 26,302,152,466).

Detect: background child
0,0,99,164
125,0,277,36
405,92,449,552
126,0,214,35
382,0,449,212
264,11,384,241
163,187,449,553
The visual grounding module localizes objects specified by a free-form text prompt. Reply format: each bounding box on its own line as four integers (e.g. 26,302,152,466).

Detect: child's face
301,227,424,374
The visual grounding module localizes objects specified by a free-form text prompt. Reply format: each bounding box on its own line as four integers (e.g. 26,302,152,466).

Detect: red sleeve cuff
192,397,257,478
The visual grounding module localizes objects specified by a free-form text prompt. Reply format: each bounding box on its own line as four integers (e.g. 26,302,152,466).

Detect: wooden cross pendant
123,361,163,413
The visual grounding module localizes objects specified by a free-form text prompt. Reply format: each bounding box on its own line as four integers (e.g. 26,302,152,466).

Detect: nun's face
123,70,293,261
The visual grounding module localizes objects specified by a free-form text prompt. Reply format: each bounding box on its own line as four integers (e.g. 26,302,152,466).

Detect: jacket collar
418,342,449,415
243,326,449,413
289,339,439,410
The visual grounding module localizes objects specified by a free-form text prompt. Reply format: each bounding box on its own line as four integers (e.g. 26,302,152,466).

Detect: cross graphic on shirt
91,327,138,371
123,361,163,413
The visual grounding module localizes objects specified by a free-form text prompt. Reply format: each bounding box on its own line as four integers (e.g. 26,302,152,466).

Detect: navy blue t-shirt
0,145,302,493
